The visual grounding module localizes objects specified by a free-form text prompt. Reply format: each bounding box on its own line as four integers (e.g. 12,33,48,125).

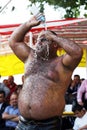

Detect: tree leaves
29,0,87,18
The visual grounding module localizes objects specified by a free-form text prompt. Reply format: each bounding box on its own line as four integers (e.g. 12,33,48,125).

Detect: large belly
18,75,65,120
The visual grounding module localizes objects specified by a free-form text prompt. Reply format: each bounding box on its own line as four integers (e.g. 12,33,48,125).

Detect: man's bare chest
25,59,52,73
25,59,58,82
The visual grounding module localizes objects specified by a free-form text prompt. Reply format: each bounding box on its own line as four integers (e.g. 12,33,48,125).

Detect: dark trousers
1,126,15,130
15,116,62,130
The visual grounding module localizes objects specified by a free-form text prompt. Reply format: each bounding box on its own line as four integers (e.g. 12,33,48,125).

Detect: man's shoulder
5,105,12,110
2,102,8,107
0,83,4,87
0,103,8,112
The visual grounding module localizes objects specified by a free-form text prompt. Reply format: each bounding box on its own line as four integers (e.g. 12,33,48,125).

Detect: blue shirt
4,105,20,128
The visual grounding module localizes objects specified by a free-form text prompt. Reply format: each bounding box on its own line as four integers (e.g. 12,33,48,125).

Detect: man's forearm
9,17,41,45
9,22,32,44
2,113,18,120
53,35,83,58
11,116,19,122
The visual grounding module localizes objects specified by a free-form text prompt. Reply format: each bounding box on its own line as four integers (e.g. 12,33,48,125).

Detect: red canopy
0,18,87,76
0,18,87,54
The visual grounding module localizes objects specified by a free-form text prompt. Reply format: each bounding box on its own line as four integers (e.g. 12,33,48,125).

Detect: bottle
30,5,47,30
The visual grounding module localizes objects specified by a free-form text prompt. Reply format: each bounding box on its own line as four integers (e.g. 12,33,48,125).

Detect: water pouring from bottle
30,5,47,30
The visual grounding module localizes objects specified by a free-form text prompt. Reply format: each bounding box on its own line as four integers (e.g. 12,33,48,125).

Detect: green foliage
29,0,87,18
0,0,87,18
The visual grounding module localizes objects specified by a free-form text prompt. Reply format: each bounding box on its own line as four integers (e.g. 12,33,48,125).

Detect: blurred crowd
0,75,24,130
0,74,87,130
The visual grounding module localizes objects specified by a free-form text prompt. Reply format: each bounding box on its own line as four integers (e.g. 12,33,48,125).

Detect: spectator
3,79,8,87
2,92,20,130
65,75,81,104
77,79,87,110
6,75,17,102
72,101,87,130
70,74,81,94
0,79,10,98
0,90,8,129
80,78,85,84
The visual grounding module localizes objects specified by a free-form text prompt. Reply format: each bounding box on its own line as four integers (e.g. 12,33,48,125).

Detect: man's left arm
46,31,83,70
56,38,82,69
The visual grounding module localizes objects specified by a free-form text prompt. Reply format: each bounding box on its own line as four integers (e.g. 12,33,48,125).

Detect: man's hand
26,16,41,27
78,101,84,106
45,31,56,41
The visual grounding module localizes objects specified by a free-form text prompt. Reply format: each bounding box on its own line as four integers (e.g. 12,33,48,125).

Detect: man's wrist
25,21,32,29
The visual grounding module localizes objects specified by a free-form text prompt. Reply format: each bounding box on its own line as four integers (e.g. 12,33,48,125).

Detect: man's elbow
8,37,16,49
2,114,6,119
75,47,83,60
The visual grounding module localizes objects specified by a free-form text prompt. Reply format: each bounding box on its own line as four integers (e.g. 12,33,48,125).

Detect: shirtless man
9,16,83,130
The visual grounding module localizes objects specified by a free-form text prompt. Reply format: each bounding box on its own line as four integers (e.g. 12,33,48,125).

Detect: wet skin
9,21,83,120
18,54,72,120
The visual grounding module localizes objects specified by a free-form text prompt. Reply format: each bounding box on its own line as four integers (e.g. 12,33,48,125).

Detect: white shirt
73,112,87,130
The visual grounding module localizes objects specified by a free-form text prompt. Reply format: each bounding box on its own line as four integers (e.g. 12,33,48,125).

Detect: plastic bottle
30,5,47,30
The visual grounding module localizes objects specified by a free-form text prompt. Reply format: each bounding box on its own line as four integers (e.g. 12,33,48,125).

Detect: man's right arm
9,17,41,62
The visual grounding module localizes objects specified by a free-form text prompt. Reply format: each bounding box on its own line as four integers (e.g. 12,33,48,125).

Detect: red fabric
6,82,17,102
0,18,87,46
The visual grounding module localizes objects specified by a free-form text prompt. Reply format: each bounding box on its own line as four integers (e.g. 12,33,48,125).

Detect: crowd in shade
63,74,87,130
0,74,87,130
0,75,23,130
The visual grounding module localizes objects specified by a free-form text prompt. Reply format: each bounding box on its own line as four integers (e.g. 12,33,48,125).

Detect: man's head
0,90,6,103
10,92,18,107
3,79,8,86
34,30,59,60
73,74,80,85
8,75,14,84
72,100,86,118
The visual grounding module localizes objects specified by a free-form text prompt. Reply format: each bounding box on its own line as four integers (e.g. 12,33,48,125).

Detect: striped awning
0,18,87,76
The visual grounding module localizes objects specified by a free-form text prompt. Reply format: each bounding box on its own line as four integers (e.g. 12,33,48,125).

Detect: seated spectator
3,79,8,87
6,75,17,102
0,90,8,129
72,101,87,130
0,80,10,98
65,75,81,104
80,78,85,84
2,92,20,130
77,79,87,110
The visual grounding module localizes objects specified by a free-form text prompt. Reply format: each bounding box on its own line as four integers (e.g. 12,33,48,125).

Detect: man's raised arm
45,31,83,70
9,17,41,62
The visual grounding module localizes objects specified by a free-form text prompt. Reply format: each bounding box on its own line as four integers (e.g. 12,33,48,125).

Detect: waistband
19,115,61,125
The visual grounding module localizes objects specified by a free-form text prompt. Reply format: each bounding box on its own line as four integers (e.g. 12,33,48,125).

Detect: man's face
0,93,5,103
34,31,52,52
74,110,84,118
34,37,51,61
10,94,18,107
8,76,14,84
74,76,80,84
34,30,58,60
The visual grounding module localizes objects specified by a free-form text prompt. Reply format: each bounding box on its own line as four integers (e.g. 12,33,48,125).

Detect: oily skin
9,17,83,120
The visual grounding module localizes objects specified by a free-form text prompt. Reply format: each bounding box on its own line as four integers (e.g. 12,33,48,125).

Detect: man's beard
34,43,50,61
